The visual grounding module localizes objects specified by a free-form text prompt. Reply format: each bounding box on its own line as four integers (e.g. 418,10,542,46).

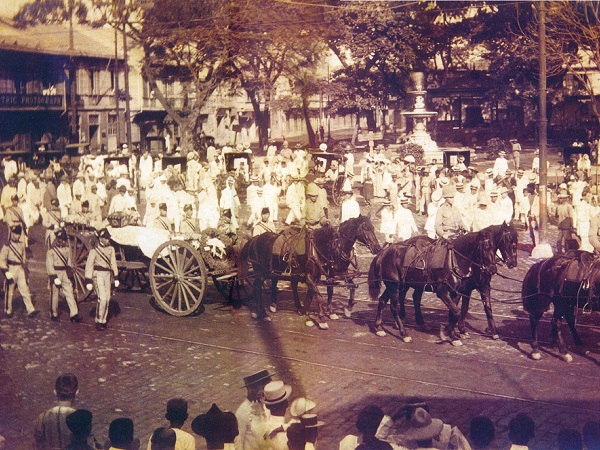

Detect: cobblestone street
1,213,600,450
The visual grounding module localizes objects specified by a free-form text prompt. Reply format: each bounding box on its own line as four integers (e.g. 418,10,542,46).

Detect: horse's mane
338,215,363,237
311,225,337,252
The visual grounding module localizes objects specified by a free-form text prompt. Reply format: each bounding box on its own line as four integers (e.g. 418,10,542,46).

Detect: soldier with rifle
46,228,81,323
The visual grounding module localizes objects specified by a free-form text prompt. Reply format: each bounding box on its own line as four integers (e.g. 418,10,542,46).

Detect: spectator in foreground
65,409,98,450
508,413,535,450
149,427,176,450
557,428,583,450
469,416,495,449
583,421,600,450
191,403,238,450
34,373,79,449
146,398,195,450
106,417,140,450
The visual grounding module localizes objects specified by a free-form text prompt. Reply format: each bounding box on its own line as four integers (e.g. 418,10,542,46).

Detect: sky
0,0,28,18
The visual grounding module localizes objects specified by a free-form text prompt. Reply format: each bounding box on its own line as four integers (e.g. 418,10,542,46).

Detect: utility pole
538,0,549,247
123,29,132,152
114,28,120,152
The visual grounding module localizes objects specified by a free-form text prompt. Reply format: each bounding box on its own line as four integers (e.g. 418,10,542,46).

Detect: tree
13,0,89,28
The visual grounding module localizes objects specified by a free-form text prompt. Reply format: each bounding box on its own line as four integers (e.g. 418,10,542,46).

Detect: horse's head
346,215,382,254
495,222,518,269
477,229,498,275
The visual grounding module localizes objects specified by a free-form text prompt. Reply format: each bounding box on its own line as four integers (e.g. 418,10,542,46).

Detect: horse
239,215,381,329
521,251,600,362
380,222,518,340
369,229,497,346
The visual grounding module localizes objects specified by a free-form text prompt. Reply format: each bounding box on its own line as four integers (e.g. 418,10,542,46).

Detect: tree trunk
246,88,270,151
302,94,316,148
366,109,377,131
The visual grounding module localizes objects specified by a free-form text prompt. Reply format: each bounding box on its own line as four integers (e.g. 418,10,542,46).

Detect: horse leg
479,285,499,340
291,279,303,315
437,287,463,346
327,284,339,320
305,271,328,330
412,288,425,327
374,284,392,337
252,278,270,321
551,312,573,363
344,279,356,318
389,284,411,343
269,278,278,313
564,302,584,348
529,310,543,360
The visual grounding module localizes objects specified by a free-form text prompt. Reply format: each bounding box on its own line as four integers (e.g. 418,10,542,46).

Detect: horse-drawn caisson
65,220,250,316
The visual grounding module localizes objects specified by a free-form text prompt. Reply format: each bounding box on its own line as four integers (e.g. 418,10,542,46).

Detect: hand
114,280,120,288
5,272,13,280
53,278,62,286
86,283,93,291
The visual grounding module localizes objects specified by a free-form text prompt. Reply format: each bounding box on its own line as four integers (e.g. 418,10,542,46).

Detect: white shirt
395,207,418,241
341,196,361,222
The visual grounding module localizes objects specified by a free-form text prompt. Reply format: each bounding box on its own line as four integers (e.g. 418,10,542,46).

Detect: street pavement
2,156,600,449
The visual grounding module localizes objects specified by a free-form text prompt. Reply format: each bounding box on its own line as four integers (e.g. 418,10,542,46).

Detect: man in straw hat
493,150,508,179
235,370,272,450
435,185,466,239
287,414,325,450
262,380,293,449
556,191,575,255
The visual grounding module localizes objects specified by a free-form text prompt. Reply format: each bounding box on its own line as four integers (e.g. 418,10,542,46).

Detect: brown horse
521,251,599,362
239,215,381,329
369,229,497,346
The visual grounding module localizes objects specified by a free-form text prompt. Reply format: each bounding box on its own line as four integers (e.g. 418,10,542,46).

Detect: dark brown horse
368,229,497,346
521,251,599,362
239,215,381,329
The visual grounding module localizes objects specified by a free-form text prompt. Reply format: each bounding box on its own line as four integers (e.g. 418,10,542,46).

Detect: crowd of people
28,372,600,450
3,137,600,327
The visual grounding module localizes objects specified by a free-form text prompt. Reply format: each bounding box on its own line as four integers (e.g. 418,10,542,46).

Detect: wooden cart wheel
149,240,207,316
212,271,253,306
331,174,345,206
66,232,92,300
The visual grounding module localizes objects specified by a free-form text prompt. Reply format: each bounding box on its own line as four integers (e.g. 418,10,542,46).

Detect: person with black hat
65,409,99,450
42,198,64,249
153,203,174,231
179,204,197,234
145,398,195,450
4,193,27,243
0,224,36,318
192,404,239,450
84,228,118,330
235,370,272,450
106,417,140,450
34,373,79,449
252,207,276,236
46,228,81,323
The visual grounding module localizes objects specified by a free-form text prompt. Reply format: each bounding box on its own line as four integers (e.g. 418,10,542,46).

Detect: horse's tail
238,237,253,282
368,251,383,300
522,260,542,313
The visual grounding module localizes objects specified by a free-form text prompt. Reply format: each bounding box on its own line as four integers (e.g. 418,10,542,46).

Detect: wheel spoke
155,260,176,274
181,278,203,294
179,281,194,310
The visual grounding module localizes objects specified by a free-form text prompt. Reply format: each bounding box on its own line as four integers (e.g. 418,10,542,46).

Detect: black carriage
562,145,590,166
162,155,188,172
442,149,471,169
223,151,252,173
310,151,347,205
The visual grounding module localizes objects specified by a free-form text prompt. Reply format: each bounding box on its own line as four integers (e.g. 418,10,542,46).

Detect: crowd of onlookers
14,372,599,450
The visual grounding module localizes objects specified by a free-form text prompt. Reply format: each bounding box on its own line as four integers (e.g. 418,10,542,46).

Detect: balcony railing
0,93,63,109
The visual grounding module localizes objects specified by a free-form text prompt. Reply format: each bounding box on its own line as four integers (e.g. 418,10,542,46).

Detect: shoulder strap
8,242,24,264
157,218,170,230
53,246,69,267
95,246,112,267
